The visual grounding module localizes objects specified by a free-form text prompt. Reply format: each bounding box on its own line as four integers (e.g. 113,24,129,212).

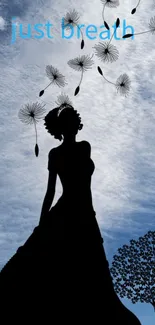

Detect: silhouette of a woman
39,103,103,242
0,104,141,324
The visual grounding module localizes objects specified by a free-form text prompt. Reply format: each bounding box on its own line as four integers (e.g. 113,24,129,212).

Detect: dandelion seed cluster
19,2,154,155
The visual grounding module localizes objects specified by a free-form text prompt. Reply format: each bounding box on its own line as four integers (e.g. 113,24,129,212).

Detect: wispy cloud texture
0,16,6,30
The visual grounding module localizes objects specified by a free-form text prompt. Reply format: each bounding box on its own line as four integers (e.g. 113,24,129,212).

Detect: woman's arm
39,189,55,226
39,150,57,225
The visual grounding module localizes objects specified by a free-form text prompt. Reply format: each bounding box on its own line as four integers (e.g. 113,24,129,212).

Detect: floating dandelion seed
93,41,119,63
148,17,155,34
39,95,72,109
131,0,141,14
67,54,94,96
123,16,155,38
93,18,120,63
97,66,131,96
63,9,80,28
39,65,67,97
55,93,73,107
101,0,120,30
115,74,131,96
62,9,84,49
18,102,46,157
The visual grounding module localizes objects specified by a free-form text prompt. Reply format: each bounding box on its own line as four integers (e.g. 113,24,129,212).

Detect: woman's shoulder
48,147,58,159
81,140,91,147
81,140,91,153
48,145,64,161
48,141,91,155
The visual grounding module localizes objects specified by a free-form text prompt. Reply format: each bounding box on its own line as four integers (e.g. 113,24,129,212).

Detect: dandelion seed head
93,42,119,63
55,93,73,107
18,102,46,125
45,65,67,87
148,16,155,34
115,74,131,96
67,54,94,72
101,0,119,8
62,9,80,30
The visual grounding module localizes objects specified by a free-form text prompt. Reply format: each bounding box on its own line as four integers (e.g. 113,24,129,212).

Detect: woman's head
44,104,83,141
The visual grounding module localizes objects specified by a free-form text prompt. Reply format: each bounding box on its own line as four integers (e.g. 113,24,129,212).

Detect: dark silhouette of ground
0,140,141,324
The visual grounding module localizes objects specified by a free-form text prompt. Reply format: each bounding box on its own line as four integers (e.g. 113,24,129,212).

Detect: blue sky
0,0,154,323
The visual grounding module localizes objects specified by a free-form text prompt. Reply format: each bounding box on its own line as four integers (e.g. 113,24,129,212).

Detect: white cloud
0,16,6,30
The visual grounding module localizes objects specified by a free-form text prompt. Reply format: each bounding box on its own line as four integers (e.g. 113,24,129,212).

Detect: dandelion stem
44,81,53,91
133,29,155,36
102,73,116,86
108,29,115,45
135,0,141,9
79,69,84,87
76,24,84,42
102,3,106,23
34,121,38,144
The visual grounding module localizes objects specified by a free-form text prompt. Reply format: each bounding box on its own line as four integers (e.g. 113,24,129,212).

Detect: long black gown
0,141,141,324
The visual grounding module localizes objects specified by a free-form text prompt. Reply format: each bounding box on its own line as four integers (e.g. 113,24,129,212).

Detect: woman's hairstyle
44,104,83,141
